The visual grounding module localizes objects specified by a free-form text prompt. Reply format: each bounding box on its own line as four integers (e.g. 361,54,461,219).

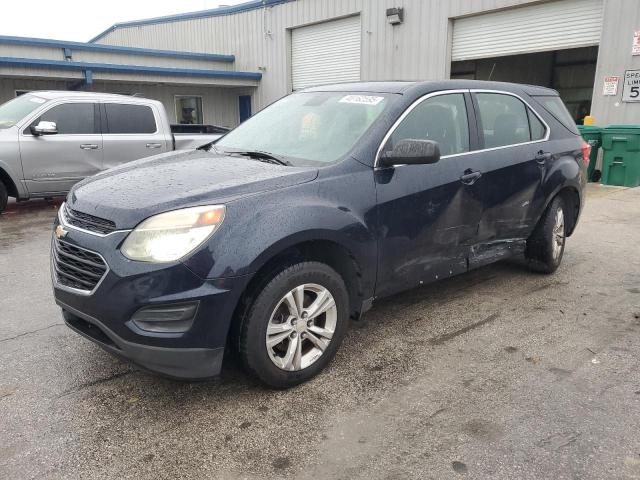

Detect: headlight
121,205,225,263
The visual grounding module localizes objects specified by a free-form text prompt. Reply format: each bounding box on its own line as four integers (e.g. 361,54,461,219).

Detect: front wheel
239,262,349,388
525,196,566,274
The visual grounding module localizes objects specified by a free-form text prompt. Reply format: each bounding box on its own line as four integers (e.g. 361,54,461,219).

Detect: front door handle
460,169,482,185
146,143,162,149
535,151,552,164
80,144,99,150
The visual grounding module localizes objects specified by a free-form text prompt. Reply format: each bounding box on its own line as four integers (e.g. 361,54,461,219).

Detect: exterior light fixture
386,7,404,25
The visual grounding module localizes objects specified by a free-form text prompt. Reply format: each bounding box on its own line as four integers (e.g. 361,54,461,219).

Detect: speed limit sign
622,70,640,102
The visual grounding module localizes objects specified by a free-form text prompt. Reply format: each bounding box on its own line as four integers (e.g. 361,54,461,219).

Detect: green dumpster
600,125,640,187
577,125,601,182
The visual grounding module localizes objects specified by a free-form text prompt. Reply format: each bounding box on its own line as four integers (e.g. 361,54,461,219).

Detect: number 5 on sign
622,70,640,102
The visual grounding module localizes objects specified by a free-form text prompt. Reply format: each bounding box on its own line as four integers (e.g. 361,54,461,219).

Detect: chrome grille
52,238,108,293
64,204,116,235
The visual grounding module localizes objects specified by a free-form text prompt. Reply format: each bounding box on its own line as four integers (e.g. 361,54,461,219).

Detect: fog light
130,302,199,333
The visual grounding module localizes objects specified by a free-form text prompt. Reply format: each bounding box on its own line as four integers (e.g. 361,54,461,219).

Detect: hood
68,150,318,229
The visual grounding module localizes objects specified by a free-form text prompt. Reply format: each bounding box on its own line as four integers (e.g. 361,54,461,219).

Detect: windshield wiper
233,150,292,166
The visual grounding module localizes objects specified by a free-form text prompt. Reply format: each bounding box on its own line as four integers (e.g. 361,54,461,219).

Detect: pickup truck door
100,102,170,170
375,91,483,297
19,102,103,195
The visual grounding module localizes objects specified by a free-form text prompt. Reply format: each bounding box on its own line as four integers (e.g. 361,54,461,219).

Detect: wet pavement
1,185,639,479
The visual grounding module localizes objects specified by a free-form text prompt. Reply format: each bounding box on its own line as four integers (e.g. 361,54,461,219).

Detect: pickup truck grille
52,238,108,293
64,204,116,235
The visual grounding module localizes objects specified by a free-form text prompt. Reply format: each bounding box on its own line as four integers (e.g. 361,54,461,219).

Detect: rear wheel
525,196,566,273
0,181,8,214
239,262,349,388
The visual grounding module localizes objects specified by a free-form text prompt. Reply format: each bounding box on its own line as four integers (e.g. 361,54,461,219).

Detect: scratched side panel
474,143,543,243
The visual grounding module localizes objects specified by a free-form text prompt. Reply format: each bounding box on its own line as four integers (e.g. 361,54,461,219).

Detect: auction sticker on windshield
622,70,640,102
339,95,385,105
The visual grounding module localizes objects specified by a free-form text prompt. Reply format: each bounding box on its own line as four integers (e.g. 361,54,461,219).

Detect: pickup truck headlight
121,205,225,263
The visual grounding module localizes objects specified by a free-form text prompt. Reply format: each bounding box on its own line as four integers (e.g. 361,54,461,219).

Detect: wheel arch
227,238,367,354
0,166,20,198
555,186,581,237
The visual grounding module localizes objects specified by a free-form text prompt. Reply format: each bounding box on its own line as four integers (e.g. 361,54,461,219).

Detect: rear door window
104,104,157,134
528,109,546,141
33,103,98,135
475,93,531,148
387,93,470,156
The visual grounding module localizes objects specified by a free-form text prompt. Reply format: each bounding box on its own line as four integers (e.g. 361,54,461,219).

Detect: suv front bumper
59,304,225,379
51,212,252,379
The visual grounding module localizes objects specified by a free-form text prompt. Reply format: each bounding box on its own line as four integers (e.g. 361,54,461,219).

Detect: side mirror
31,121,58,136
379,139,440,167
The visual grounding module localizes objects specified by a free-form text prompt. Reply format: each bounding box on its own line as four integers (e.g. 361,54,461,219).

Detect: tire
0,181,8,214
239,261,349,388
525,196,566,274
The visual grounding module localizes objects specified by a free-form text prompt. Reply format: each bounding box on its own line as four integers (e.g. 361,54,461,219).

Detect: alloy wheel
552,207,565,261
265,283,337,371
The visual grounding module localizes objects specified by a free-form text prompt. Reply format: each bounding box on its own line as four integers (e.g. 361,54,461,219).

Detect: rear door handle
535,151,552,164
146,143,162,149
80,144,99,150
460,170,482,185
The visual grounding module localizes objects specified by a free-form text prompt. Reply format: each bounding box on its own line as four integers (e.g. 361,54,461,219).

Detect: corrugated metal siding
95,0,538,112
452,0,604,61
291,15,361,90
0,44,235,71
93,0,638,125
590,0,640,125
0,78,243,129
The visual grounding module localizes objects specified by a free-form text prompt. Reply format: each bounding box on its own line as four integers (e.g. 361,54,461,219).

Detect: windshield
0,93,47,129
216,92,390,166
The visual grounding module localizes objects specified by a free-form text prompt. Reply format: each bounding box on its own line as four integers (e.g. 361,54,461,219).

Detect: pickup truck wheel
0,181,8,214
239,261,349,388
525,196,566,274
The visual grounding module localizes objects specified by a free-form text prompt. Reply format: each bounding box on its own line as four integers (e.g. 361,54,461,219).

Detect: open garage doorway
449,0,602,125
451,46,598,125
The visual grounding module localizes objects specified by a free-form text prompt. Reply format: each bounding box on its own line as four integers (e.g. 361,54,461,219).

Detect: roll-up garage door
452,0,603,61
291,15,361,90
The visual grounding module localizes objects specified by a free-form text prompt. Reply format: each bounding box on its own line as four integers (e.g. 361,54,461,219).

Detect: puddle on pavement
0,198,63,248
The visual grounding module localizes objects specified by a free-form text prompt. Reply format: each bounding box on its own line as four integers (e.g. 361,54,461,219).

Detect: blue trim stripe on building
0,35,235,63
89,0,296,42
0,57,262,80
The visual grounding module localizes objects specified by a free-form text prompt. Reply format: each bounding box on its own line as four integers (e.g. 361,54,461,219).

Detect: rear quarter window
533,96,579,135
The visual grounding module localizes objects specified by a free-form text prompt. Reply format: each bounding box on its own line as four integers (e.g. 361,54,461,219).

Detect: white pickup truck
0,91,227,212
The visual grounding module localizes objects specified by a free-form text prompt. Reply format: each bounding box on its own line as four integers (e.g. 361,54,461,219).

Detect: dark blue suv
52,81,588,388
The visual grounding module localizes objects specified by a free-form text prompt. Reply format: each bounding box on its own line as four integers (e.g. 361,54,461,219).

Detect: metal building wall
0,44,235,71
96,0,639,126
0,77,243,128
591,0,640,125
95,0,538,111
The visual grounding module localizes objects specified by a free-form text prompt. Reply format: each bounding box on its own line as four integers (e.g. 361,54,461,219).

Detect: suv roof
303,80,558,97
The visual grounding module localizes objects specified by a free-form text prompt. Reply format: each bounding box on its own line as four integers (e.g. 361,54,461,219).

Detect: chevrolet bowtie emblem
55,225,68,239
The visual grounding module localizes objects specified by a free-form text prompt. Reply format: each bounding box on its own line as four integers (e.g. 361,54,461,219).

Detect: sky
0,0,250,42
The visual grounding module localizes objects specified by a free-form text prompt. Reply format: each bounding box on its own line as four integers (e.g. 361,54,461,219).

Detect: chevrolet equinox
51,81,588,388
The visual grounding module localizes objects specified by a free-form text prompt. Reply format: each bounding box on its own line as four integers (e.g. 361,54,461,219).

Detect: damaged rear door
468,91,548,268
374,90,483,297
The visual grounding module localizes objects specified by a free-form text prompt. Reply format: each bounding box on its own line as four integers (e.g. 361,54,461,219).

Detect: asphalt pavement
1,185,639,479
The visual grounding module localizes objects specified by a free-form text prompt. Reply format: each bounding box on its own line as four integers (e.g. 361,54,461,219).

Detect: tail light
581,141,591,166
